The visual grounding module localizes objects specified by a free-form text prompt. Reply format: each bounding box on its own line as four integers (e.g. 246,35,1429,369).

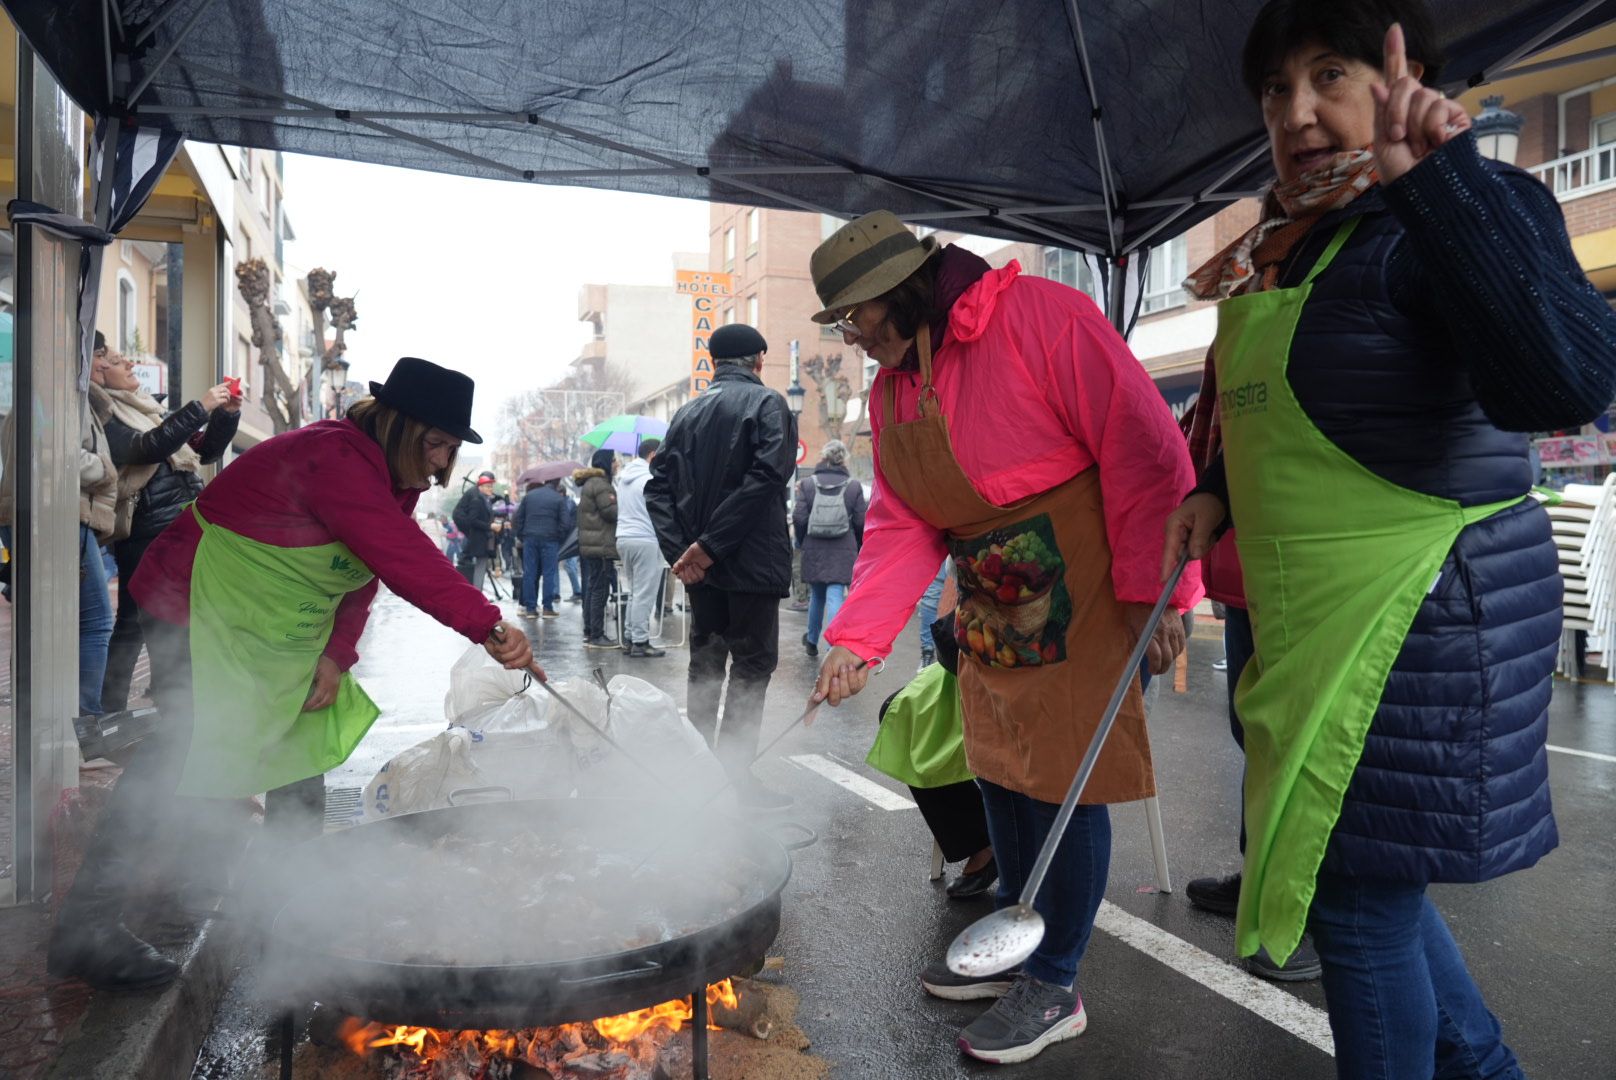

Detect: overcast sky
282,153,711,441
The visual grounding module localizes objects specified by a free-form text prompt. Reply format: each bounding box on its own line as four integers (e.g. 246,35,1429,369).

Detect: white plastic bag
571,675,730,807
362,647,582,819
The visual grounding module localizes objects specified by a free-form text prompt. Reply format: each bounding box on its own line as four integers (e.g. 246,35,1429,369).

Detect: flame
338,979,741,1064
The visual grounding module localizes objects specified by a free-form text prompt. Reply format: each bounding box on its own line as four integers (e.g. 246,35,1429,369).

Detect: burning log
710,980,772,1041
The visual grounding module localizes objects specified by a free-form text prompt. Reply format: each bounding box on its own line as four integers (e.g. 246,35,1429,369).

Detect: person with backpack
793,440,866,657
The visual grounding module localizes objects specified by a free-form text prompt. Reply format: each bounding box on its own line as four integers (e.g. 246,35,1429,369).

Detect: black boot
47,902,179,991
627,641,666,658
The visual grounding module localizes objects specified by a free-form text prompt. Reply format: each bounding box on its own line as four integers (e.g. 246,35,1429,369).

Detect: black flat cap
710,323,768,361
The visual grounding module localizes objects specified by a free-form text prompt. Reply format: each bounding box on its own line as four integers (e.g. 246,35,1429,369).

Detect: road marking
1548,743,1616,763
787,753,916,811
1093,901,1336,1057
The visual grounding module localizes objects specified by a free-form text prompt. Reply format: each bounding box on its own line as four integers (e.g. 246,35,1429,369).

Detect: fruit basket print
951,514,1070,669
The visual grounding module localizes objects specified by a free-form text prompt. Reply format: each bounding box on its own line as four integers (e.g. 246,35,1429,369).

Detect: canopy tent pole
1472,0,1609,84
127,0,220,106
100,0,115,105
1063,0,1122,256
134,0,197,48
1127,140,1271,257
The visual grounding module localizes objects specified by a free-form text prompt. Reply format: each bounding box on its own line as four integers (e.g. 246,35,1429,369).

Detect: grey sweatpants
618,538,665,645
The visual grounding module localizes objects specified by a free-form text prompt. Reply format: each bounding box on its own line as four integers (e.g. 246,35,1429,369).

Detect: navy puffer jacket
1202,139,1616,884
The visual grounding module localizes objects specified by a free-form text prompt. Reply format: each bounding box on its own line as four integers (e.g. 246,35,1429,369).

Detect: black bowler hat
368,357,483,443
710,323,768,361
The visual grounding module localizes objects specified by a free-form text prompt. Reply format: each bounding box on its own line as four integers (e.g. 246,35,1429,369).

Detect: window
820,213,843,239
724,228,735,270
260,168,274,218
747,294,759,326
1039,246,1100,304
117,276,136,352
242,232,253,266
1596,114,1616,183
235,334,252,381
746,209,759,254
722,306,734,325
240,147,252,187
1140,235,1189,315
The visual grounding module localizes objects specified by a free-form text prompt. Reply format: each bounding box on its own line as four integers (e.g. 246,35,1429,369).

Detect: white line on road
1094,901,1335,1057
788,753,917,811
1548,743,1616,763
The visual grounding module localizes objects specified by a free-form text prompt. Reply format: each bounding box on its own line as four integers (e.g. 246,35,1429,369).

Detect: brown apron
878,326,1154,805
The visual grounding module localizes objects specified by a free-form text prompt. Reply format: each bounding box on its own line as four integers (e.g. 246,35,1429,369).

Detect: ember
339,981,740,1080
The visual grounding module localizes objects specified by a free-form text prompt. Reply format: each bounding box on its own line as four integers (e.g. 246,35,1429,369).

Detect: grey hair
821,440,848,466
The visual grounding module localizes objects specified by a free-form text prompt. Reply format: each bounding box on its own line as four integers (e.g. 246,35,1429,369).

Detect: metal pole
691,989,709,1080
1107,253,1129,338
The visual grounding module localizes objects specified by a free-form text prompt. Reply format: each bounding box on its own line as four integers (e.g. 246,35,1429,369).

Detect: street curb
46,910,241,1080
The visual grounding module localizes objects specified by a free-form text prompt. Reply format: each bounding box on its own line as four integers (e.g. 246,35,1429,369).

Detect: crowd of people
8,2,1616,1077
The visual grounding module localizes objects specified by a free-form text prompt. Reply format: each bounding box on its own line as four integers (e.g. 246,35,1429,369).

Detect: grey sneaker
957,973,1087,1065
920,959,1020,1001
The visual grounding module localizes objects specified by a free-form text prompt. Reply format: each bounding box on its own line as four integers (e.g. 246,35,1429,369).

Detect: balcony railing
1529,144,1616,201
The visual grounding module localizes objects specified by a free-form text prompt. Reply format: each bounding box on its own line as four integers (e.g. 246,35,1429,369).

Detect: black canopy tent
8,0,1614,263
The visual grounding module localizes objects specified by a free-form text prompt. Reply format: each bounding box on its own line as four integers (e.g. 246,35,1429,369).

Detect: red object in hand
224,376,242,398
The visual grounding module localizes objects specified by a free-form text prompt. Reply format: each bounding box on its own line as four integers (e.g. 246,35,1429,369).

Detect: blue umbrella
581,414,670,454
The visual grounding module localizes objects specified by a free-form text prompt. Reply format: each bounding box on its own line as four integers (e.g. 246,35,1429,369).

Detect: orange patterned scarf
1184,149,1379,301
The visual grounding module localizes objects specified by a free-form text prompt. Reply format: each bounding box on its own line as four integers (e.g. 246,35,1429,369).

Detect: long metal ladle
945,554,1189,977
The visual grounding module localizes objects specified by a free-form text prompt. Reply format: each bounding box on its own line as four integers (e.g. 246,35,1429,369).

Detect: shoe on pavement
1186,870,1241,917
921,959,1020,1001
919,647,936,671
1212,657,1228,671
1245,937,1322,983
518,607,539,619
946,856,998,901
957,974,1087,1064
627,641,666,658
568,595,583,604
802,634,818,657
735,780,794,811
584,635,618,649
47,919,180,992
540,608,560,619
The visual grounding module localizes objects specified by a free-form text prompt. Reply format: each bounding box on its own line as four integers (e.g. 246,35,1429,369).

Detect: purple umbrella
516,460,583,488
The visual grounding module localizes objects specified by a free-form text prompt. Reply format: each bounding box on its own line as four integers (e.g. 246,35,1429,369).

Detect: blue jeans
805,582,846,647
521,538,561,610
978,777,1111,988
565,556,582,599
1308,874,1523,1080
78,525,114,716
917,559,948,651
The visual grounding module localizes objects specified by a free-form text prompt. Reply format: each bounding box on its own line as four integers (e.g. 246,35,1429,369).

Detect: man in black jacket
646,324,797,810
514,478,570,618
452,471,497,590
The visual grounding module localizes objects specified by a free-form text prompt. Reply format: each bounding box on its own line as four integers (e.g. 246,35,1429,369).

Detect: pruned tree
234,257,303,433
307,267,361,419
802,353,853,443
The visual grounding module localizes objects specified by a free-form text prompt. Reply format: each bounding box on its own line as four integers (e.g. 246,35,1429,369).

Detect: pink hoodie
825,262,1203,660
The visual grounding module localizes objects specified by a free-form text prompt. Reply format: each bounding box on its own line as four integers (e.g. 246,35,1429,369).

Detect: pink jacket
825,263,1203,660
132,419,502,670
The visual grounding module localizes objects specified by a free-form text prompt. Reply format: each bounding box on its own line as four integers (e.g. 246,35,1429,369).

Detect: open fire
337,980,741,1079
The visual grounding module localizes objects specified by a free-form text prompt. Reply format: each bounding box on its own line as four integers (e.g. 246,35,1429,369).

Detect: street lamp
786,380,806,416
1473,96,1524,166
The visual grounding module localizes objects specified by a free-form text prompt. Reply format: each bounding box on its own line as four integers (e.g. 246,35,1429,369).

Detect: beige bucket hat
809,210,939,324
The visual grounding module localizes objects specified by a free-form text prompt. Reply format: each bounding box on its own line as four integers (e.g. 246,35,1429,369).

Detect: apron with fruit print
874,325,1153,805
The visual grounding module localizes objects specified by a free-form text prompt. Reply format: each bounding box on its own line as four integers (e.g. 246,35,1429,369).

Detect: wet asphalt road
194,582,1616,1079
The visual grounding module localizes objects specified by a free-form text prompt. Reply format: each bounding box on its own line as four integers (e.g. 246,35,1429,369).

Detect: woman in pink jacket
809,212,1200,1065
46,357,534,993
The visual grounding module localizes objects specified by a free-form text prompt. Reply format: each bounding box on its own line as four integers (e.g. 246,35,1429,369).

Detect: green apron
177,506,381,798
866,662,975,789
1216,219,1522,964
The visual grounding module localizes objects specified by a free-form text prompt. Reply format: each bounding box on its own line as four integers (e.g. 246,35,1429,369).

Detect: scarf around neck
1184,149,1378,301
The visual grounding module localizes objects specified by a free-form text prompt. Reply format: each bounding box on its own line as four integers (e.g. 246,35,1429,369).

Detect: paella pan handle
763,821,818,852
446,785,514,806
559,959,664,987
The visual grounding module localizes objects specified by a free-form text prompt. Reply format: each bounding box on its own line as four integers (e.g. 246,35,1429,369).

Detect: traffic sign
796,439,807,465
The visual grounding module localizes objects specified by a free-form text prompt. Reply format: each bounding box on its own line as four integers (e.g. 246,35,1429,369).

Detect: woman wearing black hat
46,357,536,992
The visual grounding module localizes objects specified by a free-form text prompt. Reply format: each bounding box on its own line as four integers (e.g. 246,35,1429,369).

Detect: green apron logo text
1220,380,1269,419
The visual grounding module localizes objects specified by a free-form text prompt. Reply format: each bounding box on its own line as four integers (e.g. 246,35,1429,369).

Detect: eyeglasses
832,305,862,335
